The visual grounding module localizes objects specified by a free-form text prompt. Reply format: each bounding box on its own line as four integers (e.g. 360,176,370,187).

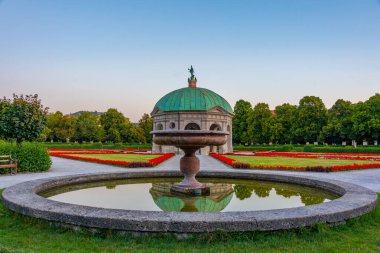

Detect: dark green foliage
247,103,273,144
233,184,254,200
46,111,75,142
274,103,297,144
291,96,328,144
304,166,332,172
232,100,252,144
73,112,103,143
303,145,380,153
232,93,380,146
138,113,153,143
42,142,152,149
352,94,380,142
100,109,147,144
0,94,48,143
232,162,251,168
0,142,51,173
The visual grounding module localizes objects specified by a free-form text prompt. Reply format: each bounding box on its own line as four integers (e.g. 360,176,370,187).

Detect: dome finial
188,65,197,88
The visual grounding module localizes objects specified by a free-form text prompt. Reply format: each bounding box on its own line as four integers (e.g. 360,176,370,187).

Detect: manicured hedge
234,144,380,153
303,145,380,153
0,142,52,173
42,142,152,150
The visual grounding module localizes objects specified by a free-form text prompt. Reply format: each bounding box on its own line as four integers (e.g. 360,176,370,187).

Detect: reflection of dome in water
150,183,234,212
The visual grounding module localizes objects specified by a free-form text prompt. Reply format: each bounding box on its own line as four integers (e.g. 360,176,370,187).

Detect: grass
0,189,380,252
72,154,160,162
226,155,375,167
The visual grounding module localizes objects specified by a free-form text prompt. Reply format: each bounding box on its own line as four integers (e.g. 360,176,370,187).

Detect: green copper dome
154,87,233,114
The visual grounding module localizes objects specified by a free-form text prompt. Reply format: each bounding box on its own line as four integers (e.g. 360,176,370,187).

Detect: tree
100,109,127,143
273,103,297,144
138,113,153,143
247,103,272,144
73,112,103,142
351,94,380,143
100,108,145,143
46,111,75,142
0,94,48,143
320,99,353,144
232,100,253,144
291,96,328,143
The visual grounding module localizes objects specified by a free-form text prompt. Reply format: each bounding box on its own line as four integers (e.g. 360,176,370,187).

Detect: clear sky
0,0,379,121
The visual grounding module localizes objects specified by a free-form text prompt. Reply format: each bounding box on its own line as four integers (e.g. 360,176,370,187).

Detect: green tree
73,112,103,142
138,113,153,143
232,100,252,144
291,96,328,144
351,94,380,143
0,94,48,143
247,103,273,144
100,109,127,143
320,99,353,144
46,111,75,142
274,103,297,144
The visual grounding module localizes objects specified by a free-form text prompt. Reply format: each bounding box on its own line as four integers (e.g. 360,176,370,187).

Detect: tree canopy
232,93,380,145
0,94,48,143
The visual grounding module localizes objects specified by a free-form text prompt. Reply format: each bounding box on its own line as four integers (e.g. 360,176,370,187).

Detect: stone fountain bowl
151,130,229,148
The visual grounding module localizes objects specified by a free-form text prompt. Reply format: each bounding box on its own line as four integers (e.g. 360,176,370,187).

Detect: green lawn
1,189,380,252
73,154,160,162
226,155,375,167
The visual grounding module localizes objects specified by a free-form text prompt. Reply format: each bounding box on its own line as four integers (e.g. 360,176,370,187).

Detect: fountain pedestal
151,130,229,196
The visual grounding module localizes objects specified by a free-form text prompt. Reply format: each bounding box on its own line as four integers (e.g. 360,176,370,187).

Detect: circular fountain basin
2,171,377,233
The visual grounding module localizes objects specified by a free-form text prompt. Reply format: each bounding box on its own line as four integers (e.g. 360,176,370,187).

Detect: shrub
0,141,52,173
232,162,251,169
305,166,332,173
127,161,153,168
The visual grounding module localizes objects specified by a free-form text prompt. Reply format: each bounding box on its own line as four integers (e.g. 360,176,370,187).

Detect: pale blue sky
0,0,379,121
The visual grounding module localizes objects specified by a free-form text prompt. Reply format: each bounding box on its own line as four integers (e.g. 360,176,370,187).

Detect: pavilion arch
185,123,201,130
210,123,222,131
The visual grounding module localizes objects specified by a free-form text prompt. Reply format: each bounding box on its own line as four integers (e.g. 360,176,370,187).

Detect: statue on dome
188,65,196,81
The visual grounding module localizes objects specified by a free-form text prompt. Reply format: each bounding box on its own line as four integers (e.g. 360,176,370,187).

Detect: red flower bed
49,149,175,167
230,151,380,161
210,153,235,165
210,153,380,172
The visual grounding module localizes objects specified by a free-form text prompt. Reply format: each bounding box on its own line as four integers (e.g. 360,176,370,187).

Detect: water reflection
233,184,329,206
41,178,338,212
150,183,234,212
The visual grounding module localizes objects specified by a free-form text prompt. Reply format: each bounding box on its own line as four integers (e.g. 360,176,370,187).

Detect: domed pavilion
151,67,233,154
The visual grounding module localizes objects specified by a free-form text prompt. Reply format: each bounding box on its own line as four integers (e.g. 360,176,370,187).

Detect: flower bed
231,151,380,161
210,153,380,172
49,149,175,167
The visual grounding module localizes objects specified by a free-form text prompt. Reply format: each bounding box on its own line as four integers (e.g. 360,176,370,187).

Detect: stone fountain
151,130,229,195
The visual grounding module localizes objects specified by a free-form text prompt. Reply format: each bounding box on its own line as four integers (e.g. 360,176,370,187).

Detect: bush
127,161,153,168
0,142,52,173
305,166,332,172
232,162,251,169
303,145,380,153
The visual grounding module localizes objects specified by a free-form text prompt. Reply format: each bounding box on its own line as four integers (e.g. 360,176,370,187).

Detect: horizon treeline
44,109,153,144
233,93,380,145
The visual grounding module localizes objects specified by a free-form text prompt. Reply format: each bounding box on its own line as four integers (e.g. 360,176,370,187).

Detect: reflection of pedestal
150,182,234,212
